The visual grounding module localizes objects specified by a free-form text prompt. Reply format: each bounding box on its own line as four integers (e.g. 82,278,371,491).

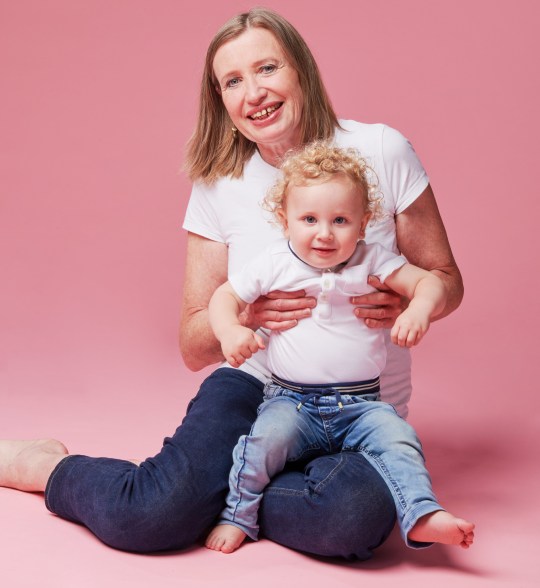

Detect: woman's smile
247,102,283,121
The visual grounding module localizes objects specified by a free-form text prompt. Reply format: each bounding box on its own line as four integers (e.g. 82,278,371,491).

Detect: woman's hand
351,276,408,329
242,290,316,332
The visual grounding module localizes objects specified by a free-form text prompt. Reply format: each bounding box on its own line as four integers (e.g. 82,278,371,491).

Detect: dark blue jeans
45,368,396,558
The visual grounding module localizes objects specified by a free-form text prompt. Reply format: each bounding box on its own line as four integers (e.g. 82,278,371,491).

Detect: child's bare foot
0,439,68,492
205,524,247,554
408,510,475,548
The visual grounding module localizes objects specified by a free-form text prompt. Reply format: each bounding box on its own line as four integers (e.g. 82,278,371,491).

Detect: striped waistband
270,374,380,395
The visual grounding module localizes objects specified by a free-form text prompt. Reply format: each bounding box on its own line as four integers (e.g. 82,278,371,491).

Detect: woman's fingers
351,279,407,329
249,291,316,330
261,307,312,323
263,319,298,332
353,295,402,329
255,297,315,315
264,289,308,299
350,291,398,307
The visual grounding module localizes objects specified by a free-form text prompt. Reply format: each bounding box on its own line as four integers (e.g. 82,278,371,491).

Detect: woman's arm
352,184,463,327
180,233,229,371
395,184,463,321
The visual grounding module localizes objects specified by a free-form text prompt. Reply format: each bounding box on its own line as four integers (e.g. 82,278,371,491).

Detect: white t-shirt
230,239,406,384
183,120,429,417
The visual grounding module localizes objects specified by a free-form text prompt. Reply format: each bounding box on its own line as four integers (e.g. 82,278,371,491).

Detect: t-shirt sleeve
381,125,429,214
369,243,407,283
182,182,225,243
228,249,275,303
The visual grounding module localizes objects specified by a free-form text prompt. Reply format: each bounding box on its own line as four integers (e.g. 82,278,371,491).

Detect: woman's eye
304,216,316,224
226,77,241,88
260,64,276,74
334,217,347,225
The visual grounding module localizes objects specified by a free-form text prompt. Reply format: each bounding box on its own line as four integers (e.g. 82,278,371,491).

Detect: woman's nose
245,76,267,103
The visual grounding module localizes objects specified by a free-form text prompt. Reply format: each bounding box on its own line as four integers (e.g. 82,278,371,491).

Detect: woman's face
213,28,304,163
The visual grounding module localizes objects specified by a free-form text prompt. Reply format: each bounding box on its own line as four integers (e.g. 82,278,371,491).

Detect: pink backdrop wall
1,1,539,586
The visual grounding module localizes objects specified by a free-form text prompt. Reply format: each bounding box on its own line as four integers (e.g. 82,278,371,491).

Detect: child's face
280,176,370,270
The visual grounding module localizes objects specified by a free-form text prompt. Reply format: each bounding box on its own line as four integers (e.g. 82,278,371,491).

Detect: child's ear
359,212,372,239
277,208,289,236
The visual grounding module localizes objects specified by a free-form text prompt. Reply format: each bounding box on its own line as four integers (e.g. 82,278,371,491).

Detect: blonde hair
264,141,384,226
185,7,340,183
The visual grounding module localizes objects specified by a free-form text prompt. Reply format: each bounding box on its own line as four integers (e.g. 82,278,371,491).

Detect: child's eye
304,216,317,224
334,217,347,225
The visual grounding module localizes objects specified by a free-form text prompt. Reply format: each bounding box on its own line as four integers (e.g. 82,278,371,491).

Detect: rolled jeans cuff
402,503,444,549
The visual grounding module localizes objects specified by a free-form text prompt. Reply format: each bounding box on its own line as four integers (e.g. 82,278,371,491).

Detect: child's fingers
394,326,415,347
397,329,409,347
254,332,266,350
227,353,245,367
391,323,407,347
405,330,418,347
224,343,252,366
241,334,265,356
392,320,428,347
390,324,399,345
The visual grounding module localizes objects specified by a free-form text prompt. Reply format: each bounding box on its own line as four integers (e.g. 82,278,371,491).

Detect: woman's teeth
250,104,280,120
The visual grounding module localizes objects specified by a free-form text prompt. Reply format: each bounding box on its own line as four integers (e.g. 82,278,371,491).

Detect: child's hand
390,308,430,348
220,325,266,367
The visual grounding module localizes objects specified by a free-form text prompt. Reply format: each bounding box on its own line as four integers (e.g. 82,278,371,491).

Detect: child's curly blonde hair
264,141,384,227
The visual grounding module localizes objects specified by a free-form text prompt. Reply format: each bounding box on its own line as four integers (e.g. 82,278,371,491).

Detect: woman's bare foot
0,439,68,492
205,524,247,553
408,510,475,548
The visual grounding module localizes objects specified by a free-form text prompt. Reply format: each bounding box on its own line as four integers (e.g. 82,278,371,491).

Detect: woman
0,8,462,559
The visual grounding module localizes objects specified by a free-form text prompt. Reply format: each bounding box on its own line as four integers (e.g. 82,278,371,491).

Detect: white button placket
316,271,336,320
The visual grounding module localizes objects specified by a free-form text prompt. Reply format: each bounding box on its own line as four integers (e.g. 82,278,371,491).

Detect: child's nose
317,224,333,240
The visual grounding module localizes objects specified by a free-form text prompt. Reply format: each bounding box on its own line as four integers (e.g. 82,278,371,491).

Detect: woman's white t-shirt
183,120,429,418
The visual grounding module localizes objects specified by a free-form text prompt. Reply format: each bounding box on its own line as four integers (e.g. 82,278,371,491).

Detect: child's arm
384,264,447,348
208,281,266,367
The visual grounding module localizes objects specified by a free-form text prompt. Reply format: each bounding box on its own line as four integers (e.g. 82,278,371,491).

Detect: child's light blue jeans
219,377,442,547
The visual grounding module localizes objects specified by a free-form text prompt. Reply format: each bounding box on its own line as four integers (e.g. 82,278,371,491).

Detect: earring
231,126,237,138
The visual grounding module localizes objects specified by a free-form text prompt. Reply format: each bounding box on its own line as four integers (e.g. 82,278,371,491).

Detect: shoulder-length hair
185,7,340,184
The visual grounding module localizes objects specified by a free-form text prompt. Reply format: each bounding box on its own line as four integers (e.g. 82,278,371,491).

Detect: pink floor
2,1,539,586
2,331,538,588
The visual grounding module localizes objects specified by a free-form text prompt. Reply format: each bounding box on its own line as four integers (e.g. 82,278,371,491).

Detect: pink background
1,1,538,586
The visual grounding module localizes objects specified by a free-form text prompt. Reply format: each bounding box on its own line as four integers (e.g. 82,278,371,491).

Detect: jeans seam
310,452,346,495
264,486,304,497
352,445,408,510
230,435,249,523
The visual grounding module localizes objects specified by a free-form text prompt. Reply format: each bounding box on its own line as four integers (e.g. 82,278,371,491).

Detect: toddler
205,142,474,554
